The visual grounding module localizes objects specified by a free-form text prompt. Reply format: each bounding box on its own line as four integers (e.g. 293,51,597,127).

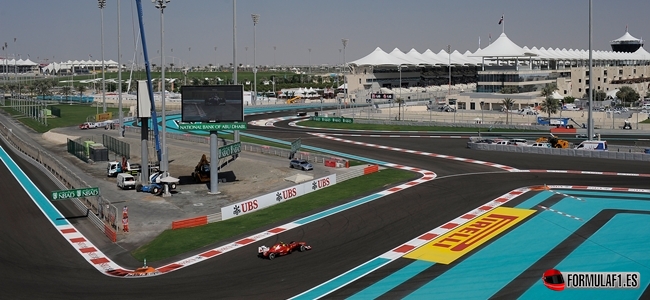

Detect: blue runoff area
0,146,69,226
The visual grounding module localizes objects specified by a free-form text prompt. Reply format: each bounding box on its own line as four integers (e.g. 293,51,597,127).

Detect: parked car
530,142,551,148
507,139,528,146
79,122,98,130
116,173,136,190
290,159,313,171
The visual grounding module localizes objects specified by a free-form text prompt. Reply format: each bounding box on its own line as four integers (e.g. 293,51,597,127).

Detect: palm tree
540,96,560,119
501,97,515,124
61,86,72,102
76,85,87,102
539,83,558,98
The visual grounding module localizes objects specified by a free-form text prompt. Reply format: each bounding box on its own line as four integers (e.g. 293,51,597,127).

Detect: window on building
586,80,589,85
359,78,361,84
604,78,607,83
564,90,567,94
598,77,600,81
634,69,636,74
619,70,623,75
597,86,601,90
585,71,589,76
578,78,582,83
604,70,608,76
579,88,582,93
470,102,476,110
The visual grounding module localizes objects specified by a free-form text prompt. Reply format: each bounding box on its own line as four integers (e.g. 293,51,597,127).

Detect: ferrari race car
258,241,312,260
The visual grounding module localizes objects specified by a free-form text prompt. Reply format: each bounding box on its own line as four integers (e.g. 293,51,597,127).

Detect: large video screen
181,85,244,123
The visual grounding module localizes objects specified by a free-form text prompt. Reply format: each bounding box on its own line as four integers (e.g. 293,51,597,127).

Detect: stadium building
347,31,650,111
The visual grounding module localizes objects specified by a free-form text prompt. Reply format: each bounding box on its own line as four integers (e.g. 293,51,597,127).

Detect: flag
498,15,503,25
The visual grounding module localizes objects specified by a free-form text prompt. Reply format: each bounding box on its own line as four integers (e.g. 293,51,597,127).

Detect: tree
562,96,576,104
501,97,515,124
539,82,558,98
499,86,519,94
61,86,72,102
76,85,87,99
540,96,560,119
616,86,640,105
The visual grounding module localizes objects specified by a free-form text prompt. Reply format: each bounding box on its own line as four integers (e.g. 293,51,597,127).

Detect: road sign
371,93,394,99
310,116,354,124
178,122,248,131
51,187,100,201
219,142,242,159
291,138,302,153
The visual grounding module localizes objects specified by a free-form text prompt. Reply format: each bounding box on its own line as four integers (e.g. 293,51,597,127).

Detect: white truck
107,160,141,177
116,173,136,189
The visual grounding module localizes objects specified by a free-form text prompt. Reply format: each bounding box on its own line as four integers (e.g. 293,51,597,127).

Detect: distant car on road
205,95,226,106
289,159,313,171
79,122,98,130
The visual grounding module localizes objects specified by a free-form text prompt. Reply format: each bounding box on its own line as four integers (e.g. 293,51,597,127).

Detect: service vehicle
530,142,551,148
289,159,313,171
116,173,136,190
135,171,179,195
575,140,608,151
507,139,528,146
258,241,312,260
79,122,98,130
192,154,211,183
107,160,141,177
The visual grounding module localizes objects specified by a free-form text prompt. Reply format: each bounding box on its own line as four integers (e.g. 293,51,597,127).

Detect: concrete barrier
467,142,650,162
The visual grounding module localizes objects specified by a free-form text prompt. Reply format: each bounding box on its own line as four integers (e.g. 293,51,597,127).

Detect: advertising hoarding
181,85,244,123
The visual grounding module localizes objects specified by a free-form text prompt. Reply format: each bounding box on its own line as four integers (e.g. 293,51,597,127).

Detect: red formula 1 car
258,241,312,260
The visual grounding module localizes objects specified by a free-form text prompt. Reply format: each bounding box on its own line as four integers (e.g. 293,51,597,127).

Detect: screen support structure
209,131,219,194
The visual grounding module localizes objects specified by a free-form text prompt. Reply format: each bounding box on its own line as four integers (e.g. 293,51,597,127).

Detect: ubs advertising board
181,85,244,123
221,174,337,220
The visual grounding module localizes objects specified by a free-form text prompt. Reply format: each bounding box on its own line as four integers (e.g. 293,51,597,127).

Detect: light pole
154,0,170,175
98,0,107,113
118,0,123,137
252,14,259,106
447,44,451,98
587,0,594,140
342,38,348,114
308,48,311,74
399,65,402,120
480,101,484,124
214,46,217,72
273,46,276,67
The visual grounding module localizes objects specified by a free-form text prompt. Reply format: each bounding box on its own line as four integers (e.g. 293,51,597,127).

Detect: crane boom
135,0,161,163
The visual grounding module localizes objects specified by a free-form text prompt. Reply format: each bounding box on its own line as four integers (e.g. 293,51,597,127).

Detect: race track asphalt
1,112,649,299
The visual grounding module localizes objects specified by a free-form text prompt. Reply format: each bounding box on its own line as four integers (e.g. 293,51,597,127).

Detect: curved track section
1,113,649,299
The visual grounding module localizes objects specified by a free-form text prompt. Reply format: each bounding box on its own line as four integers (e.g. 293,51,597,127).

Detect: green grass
132,168,416,262
0,104,128,133
298,120,539,132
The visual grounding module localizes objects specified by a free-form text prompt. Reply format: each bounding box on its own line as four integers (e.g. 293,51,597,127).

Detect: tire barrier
171,216,208,230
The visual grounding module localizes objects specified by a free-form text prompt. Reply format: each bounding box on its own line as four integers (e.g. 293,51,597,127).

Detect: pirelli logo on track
404,207,535,264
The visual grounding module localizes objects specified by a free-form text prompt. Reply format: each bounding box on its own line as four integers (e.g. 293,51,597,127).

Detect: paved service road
1,111,649,299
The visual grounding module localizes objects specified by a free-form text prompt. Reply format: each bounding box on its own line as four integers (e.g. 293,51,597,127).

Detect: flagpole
502,13,505,33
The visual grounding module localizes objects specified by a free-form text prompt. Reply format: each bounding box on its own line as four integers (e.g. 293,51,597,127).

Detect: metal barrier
467,142,650,162
67,138,89,163
102,134,130,159
0,121,119,242
124,126,342,165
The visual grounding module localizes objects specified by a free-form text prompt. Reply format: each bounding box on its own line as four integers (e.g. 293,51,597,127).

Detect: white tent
350,47,416,66
471,33,537,57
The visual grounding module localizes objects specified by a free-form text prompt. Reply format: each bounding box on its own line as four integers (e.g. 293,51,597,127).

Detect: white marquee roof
350,32,650,67
611,31,643,43
0,58,38,66
471,33,536,57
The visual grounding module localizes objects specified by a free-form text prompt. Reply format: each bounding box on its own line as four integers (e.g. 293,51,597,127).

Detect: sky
1,0,649,68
